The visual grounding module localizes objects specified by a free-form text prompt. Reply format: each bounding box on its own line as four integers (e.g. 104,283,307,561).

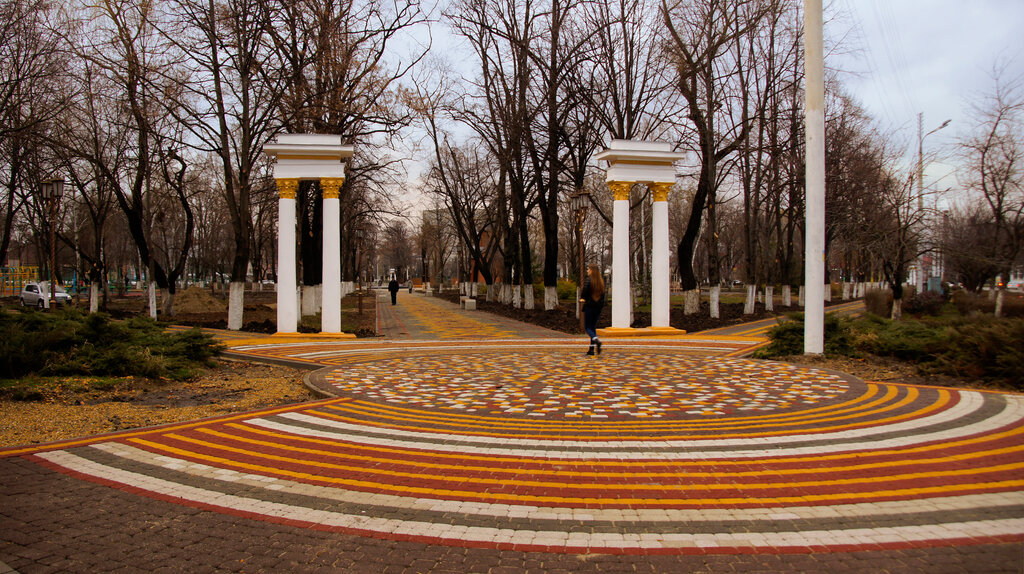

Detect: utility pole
917,113,951,295
803,0,825,355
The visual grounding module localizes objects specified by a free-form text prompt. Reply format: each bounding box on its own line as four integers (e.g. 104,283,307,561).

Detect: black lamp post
40,178,64,310
570,188,590,324
355,229,365,314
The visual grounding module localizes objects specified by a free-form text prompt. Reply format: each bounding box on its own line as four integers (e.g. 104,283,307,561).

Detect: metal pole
917,112,925,294
803,0,825,354
578,209,584,329
49,195,57,311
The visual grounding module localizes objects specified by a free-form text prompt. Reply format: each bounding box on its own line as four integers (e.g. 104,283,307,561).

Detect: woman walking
580,265,606,356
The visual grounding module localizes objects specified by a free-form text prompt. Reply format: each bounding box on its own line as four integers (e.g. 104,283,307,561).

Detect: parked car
20,281,72,309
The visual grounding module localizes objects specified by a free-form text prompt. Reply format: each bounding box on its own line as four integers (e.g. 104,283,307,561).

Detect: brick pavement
2,293,1023,572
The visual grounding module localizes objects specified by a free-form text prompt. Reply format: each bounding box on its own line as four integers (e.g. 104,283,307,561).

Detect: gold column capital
320,177,344,200
608,181,632,201
276,178,299,199
650,182,673,202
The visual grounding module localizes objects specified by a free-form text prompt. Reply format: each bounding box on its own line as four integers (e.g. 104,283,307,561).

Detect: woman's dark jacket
581,277,605,310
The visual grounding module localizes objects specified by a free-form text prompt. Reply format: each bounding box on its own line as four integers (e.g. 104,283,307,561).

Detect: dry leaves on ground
0,361,315,448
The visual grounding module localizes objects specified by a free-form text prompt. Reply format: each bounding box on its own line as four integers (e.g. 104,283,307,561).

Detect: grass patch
0,308,225,386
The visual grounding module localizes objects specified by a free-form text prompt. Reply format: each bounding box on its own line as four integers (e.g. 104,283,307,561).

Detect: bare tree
72,0,195,317
448,0,552,308
940,203,1002,292
959,68,1023,317
0,0,70,266
661,0,771,316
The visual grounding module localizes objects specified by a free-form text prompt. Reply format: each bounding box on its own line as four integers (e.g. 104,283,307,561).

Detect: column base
271,331,357,339
596,326,687,338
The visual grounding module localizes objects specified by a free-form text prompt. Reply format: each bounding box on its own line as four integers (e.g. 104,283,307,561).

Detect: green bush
864,288,892,317
952,290,1024,318
903,291,947,317
757,309,1024,391
755,313,855,358
851,315,947,362
0,308,224,381
925,317,1024,389
557,278,578,301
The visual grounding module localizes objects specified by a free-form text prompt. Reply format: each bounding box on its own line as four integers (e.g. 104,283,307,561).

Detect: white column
610,181,632,329
650,182,671,327
803,0,825,354
276,179,299,334
320,178,343,333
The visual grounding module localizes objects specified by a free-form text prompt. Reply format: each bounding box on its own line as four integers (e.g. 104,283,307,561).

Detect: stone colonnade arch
594,140,687,337
264,134,355,336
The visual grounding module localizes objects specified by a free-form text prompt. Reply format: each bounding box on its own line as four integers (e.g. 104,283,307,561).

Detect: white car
20,281,72,309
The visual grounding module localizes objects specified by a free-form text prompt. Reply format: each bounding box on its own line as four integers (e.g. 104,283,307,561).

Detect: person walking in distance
388,276,400,305
580,265,606,356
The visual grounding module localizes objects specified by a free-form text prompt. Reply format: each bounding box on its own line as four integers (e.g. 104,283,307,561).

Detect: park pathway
1,294,1022,572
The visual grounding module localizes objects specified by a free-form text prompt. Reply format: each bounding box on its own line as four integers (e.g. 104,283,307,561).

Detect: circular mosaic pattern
323,352,850,418
13,339,1024,557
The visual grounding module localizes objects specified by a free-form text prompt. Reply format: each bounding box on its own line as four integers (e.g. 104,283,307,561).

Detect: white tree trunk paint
544,286,558,311
782,284,792,307
228,281,245,330
683,288,699,315
765,285,775,311
148,281,158,319
89,283,99,313
744,284,756,315
710,285,720,319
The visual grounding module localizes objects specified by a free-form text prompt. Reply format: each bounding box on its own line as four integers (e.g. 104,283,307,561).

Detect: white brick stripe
88,442,1024,524
35,449,1024,551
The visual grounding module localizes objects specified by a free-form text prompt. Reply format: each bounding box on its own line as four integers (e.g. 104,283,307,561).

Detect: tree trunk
710,285,720,319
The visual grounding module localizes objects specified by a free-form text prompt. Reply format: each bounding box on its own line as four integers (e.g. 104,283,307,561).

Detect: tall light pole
40,178,64,311
803,0,825,355
916,114,951,294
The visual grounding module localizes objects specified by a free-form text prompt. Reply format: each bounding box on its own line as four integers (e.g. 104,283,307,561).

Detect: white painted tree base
89,284,99,313
683,289,699,315
228,282,245,330
544,286,557,310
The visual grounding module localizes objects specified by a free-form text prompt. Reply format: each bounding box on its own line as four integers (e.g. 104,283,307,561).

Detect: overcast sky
403,0,1022,210
828,0,1023,187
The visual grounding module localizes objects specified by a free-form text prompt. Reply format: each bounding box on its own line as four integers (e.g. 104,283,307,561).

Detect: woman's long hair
587,265,605,301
